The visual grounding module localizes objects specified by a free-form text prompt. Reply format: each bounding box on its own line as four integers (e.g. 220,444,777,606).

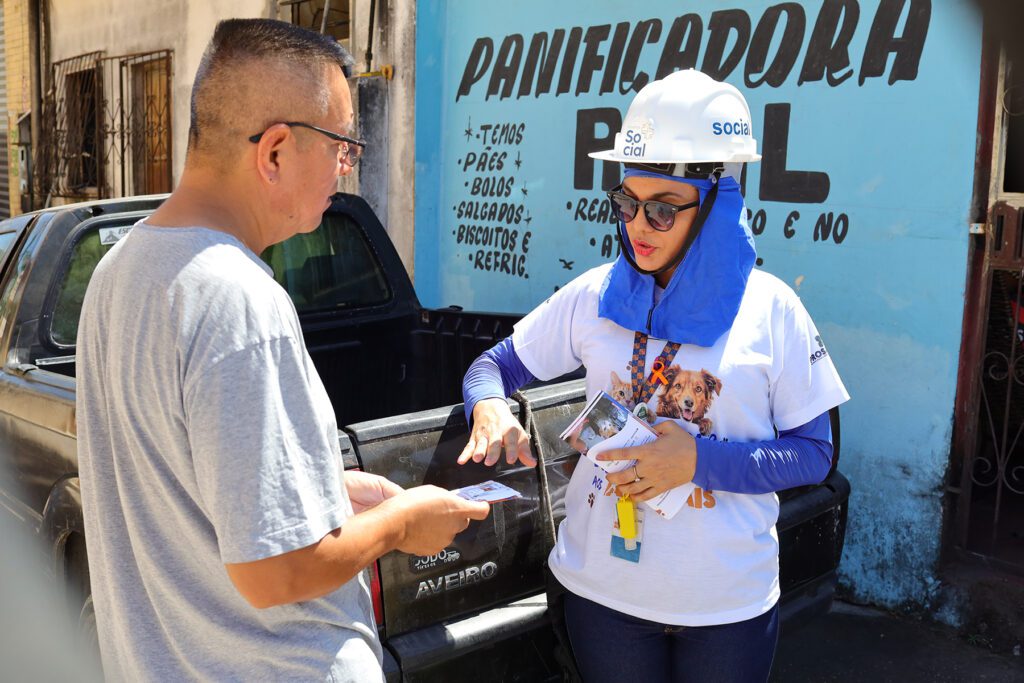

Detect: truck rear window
260,212,391,313
0,230,18,265
50,229,116,346
45,210,390,355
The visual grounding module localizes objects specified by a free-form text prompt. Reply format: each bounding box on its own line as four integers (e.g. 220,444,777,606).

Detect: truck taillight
370,560,384,627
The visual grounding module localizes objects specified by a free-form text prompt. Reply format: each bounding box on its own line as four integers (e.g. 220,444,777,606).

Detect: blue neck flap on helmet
597,168,756,346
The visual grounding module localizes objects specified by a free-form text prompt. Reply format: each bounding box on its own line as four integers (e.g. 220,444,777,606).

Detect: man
76,19,489,681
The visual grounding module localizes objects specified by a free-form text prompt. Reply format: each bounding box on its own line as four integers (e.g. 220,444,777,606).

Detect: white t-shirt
512,264,849,626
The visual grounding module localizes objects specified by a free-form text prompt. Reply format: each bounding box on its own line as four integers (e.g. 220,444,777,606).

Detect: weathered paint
415,0,983,610
350,0,418,277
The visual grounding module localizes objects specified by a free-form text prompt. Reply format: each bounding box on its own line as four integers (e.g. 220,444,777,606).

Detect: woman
458,70,848,682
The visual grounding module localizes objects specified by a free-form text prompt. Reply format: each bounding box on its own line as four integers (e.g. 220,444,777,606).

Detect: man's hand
598,421,697,502
457,398,536,467
346,471,404,514
392,485,491,556
225,485,489,609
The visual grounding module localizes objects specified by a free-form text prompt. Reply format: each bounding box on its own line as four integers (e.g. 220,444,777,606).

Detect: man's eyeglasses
248,122,366,167
606,186,700,232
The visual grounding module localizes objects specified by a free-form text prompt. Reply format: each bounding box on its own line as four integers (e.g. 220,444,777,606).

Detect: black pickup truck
0,193,850,681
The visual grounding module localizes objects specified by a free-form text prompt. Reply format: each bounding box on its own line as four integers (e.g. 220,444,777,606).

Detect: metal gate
37,51,104,202
956,201,1024,572
37,50,171,204
947,41,1024,574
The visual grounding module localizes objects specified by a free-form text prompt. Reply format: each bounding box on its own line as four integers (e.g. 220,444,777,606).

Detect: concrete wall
349,0,416,277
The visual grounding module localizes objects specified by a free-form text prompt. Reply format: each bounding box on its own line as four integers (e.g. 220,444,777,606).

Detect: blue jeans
562,592,779,683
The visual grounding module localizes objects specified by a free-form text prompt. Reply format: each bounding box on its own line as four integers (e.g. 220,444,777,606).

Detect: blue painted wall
415,0,982,609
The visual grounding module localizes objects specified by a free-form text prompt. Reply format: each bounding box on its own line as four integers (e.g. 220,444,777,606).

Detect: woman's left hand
597,421,697,502
345,470,406,514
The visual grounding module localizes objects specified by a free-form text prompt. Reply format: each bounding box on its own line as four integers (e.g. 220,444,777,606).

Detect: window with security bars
282,0,351,42
128,54,173,196
37,52,104,202
64,68,100,191
37,50,172,203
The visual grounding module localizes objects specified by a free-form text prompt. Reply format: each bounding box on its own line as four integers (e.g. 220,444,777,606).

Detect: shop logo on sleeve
810,335,829,365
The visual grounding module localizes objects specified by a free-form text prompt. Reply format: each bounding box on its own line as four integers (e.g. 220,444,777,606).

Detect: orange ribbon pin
650,359,669,385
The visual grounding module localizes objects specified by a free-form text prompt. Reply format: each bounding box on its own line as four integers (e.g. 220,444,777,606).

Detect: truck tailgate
345,399,550,638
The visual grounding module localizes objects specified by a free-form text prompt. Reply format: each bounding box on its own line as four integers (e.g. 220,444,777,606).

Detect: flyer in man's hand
558,392,693,520
453,480,522,504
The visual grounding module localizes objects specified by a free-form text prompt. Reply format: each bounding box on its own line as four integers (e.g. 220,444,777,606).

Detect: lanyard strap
629,331,681,406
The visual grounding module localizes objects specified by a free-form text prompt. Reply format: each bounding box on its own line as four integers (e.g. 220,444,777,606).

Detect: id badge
610,500,645,563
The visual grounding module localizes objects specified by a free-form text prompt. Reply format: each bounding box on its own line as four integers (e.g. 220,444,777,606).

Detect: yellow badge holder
611,494,643,562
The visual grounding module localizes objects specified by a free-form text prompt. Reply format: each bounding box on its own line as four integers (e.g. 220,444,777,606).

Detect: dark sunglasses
248,121,366,167
606,186,700,232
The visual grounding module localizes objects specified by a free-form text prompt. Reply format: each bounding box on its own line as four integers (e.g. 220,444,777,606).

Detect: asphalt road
771,601,1024,682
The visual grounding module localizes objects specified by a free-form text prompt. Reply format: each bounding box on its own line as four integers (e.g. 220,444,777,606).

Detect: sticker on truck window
99,225,133,245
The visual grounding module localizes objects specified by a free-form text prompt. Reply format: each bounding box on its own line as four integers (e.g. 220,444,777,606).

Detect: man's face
285,68,355,235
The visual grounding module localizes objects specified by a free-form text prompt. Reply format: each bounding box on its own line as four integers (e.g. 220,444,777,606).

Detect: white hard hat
590,69,761,167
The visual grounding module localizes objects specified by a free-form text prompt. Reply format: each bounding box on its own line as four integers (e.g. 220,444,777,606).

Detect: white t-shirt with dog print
512,264,849,627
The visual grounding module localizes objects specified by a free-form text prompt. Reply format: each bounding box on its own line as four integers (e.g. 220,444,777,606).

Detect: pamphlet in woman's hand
559,391,693,520
559,392,654,473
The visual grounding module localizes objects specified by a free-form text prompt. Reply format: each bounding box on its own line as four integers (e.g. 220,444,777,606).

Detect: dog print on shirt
655,366,723,436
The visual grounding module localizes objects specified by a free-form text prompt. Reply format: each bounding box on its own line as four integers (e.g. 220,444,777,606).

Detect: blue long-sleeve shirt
462,337,834,493
462,337,537,422
691,412,832,494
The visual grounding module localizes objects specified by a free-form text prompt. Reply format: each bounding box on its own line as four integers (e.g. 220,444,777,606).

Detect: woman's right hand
457,398,537,467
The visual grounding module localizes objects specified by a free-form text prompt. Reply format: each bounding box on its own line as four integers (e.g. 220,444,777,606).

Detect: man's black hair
189,18,355,150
